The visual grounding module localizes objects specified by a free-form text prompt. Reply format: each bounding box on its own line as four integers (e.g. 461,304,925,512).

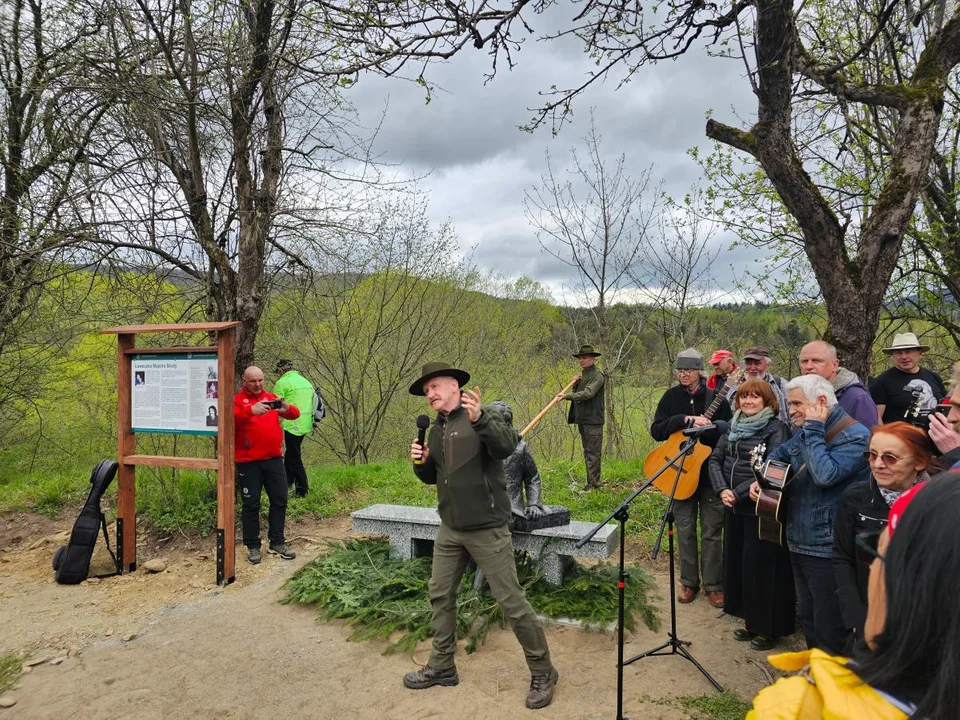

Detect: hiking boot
268,543,296,560
403,665,459,690
526,667,559,710
247,547,262,565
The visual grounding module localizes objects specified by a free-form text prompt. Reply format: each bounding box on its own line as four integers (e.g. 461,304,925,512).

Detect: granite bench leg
539,552,573,586
388,533,414,561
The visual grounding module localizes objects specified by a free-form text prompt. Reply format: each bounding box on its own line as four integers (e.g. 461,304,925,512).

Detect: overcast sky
345,23,761,305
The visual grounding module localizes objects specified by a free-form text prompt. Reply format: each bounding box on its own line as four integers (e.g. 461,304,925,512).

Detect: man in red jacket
235,366,300,564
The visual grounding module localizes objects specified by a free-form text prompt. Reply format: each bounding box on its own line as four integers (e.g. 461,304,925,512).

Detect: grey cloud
345,27,765,297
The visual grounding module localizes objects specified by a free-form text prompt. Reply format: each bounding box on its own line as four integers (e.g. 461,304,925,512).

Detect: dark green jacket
566,365,605,426
413,404,518,531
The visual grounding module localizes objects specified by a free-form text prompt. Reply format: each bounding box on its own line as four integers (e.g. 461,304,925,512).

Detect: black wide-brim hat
409,362,471,396
572,344,602,358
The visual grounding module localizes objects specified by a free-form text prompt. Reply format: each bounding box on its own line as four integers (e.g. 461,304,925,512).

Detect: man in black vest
557,344,605,492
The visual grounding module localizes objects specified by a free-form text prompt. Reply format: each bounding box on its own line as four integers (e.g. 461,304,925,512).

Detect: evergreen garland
282,538,659,655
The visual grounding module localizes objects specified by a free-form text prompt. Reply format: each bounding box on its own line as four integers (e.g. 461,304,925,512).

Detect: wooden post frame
101,322,241,586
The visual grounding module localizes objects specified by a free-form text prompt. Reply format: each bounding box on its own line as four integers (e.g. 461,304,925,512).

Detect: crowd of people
228,334,960,714
649,333,960,717
400,335,960,714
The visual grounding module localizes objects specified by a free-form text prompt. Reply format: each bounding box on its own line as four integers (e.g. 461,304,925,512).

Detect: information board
131,353,219,434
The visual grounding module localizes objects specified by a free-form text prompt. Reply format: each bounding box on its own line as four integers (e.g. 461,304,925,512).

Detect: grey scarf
727,407,775,442
877,471,929,507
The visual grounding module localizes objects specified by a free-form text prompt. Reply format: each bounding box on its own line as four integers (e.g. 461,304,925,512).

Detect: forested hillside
3,268,955,487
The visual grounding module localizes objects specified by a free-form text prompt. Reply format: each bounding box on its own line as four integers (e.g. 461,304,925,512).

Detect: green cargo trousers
579,424,603,488
428,522,552,673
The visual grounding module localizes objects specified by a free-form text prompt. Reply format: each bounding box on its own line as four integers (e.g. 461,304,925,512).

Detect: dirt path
0,512,791,718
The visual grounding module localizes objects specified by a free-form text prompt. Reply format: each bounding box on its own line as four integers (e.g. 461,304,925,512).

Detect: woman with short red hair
832,421,935,651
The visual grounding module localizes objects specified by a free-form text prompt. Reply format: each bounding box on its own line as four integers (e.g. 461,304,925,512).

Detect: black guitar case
52,459,121,584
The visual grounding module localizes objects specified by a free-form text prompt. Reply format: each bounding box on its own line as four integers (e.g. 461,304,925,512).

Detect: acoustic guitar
643,371,743,501
752,442,792,546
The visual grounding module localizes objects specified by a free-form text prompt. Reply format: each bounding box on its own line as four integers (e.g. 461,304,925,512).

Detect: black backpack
312,387,327,425
52,460,121,584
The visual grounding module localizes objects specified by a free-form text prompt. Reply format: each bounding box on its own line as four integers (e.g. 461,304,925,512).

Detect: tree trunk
230,0,283,378
705,0,960,382
603,370,622,459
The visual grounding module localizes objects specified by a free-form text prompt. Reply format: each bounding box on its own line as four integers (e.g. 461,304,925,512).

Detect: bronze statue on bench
491,400,569,532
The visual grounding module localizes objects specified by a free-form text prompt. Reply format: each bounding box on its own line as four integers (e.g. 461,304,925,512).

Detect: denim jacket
767,406,870,558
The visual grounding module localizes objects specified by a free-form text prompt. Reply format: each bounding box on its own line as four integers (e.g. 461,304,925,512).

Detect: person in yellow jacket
273,359,315,498
747,474,960,719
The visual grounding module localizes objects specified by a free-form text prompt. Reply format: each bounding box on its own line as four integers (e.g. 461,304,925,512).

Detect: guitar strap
824,415,857,445
786,415,858,483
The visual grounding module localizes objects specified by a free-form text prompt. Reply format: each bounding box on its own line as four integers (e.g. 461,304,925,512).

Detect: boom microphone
414,415,430,465
682,424,717,436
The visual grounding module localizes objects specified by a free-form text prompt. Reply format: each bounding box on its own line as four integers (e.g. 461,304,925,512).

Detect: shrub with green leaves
283,538,659,655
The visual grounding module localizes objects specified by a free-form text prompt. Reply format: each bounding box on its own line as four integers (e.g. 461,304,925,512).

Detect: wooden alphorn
519,376,579,438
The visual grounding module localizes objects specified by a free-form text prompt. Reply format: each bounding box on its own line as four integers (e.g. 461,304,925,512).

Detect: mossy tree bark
704,1,960,378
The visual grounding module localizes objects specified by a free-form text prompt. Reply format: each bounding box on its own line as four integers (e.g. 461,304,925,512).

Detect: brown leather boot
525,667,559,709
402,665,459,690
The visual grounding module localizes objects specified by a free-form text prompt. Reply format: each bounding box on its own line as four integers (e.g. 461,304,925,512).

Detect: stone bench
349,504,619,585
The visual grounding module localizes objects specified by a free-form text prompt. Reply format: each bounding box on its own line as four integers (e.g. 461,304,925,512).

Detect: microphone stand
577,430,723,720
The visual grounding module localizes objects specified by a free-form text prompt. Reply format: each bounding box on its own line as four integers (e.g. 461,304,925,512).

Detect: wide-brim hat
883,332,930,353
708,349,733,365
409,362,471,396
572,344,601,358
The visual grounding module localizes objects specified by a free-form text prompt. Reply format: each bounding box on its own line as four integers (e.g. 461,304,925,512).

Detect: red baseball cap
708,350,733,365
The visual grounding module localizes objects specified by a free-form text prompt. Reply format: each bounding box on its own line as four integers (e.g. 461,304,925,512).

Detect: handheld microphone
414,415,430,465
682,424,716,436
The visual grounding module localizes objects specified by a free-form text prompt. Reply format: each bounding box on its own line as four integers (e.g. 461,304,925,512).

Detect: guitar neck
703,393,723,421
703,372,740,420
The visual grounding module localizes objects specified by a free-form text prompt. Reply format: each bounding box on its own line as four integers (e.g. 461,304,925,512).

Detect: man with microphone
650,348,732,608
404,362,558,710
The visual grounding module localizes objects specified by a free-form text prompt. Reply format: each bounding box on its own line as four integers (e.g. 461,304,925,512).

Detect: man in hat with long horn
556,344,606,492
404,362,559,710
870,331,947,424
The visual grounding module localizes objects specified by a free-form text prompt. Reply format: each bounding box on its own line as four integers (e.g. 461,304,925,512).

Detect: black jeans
237,456,288,548
283,431,308,496
791,551,847,654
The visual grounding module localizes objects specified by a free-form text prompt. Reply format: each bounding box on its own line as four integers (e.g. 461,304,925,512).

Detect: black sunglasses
855,531,886,565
